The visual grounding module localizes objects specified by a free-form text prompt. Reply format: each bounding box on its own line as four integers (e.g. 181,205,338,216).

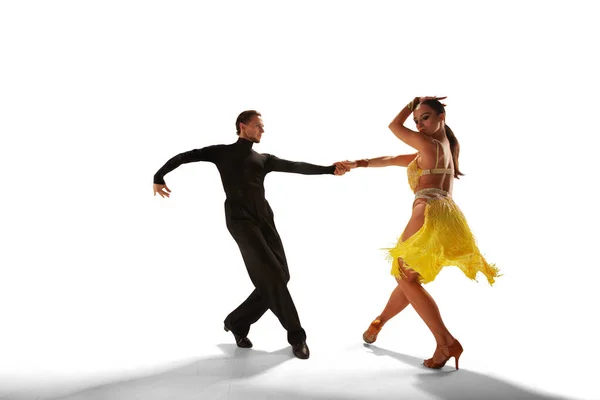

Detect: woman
341,96,499,370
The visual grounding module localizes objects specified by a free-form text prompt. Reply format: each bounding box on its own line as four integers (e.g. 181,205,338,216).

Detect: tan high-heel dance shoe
362,319,384,344
423,340,463,370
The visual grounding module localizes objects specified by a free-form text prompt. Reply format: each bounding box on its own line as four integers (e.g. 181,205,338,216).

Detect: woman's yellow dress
383,155,500,285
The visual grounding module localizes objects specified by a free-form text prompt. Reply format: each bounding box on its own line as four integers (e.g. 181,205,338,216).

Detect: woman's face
413,104,444,135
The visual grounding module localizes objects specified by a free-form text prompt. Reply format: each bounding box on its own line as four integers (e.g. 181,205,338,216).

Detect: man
153,110,349,359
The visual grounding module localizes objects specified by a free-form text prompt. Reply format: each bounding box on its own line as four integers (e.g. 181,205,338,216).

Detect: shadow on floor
364,344,574,400
1,343,580,400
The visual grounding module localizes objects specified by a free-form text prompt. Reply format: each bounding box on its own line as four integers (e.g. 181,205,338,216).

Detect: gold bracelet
407,97,420,111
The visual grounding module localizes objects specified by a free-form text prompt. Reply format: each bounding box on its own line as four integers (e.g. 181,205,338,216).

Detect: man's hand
153,183,171,198
333,162,351,176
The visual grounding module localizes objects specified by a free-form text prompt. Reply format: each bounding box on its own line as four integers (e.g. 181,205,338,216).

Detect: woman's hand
418,95,447,105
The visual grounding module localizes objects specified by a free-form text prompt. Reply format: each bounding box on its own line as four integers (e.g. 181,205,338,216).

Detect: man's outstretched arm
265,154,348,175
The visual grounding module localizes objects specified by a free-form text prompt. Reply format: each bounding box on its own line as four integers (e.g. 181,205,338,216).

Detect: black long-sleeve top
154,137,336,206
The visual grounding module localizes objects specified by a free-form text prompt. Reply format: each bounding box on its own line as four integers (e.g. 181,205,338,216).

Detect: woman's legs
396,200,458,363
362,285,410,343
373,199,428,324
395,266,455,347
377,285,410,324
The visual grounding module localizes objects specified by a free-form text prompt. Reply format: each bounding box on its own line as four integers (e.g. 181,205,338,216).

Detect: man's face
240,115,264,143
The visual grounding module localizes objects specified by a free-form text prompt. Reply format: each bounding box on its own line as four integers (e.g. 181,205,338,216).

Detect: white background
1,1,599,399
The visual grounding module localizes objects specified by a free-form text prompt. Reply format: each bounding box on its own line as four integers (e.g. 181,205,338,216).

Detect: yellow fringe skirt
383,188,500,285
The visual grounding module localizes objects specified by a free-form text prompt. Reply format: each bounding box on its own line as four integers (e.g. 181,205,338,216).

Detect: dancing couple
153,98,499,367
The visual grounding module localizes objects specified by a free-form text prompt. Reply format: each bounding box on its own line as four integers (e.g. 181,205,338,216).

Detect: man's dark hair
235,110,261,135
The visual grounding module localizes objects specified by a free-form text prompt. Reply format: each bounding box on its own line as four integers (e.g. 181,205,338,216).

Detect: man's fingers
153,184,171,198
156,188,170,198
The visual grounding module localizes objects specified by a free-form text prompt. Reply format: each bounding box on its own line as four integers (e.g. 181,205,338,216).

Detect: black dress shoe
292,341,310,359
224,325,253,348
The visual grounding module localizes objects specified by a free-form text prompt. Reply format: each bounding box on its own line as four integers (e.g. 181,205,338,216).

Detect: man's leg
262,218,307,345
225,217,306,346
224,288,268,339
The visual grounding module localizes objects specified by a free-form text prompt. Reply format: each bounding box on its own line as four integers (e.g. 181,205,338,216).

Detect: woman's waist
413,187,452,199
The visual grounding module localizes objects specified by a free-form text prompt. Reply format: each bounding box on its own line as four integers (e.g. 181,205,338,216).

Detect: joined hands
333,160,362,175
333,162,351,176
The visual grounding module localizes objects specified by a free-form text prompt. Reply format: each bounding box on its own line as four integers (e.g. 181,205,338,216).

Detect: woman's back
411,138,454,195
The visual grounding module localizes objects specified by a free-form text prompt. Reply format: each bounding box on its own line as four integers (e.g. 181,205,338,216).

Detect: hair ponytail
445,124,464,179
420,99,465,179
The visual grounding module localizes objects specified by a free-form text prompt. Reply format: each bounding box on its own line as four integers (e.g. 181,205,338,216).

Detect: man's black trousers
223,200,306,346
